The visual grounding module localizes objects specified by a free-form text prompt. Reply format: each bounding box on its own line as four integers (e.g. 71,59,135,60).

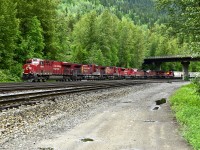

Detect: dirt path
37,82,191,150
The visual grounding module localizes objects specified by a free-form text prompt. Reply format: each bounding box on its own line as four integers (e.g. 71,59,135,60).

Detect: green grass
170,83,200,150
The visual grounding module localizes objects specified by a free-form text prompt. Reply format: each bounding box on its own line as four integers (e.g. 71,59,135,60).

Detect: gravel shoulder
0,82,192,150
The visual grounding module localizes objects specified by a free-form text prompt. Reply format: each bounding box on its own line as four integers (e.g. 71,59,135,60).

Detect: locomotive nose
23,64,33,74
22,64,35,80
26,65,31,71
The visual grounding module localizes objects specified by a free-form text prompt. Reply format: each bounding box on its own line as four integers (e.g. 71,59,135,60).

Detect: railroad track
0,80,143,111
0,80,135,93
0,79,183,111
0,79,183,93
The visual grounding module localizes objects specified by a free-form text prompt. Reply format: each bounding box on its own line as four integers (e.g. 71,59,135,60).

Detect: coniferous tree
130,26,146,68
55,14,71,61
117,18,132,67
96,10,119,66
14,0,59,60
32,0,59,59
72,11,98,63
156,0,200,53
24,16,45,59
0,0,19,69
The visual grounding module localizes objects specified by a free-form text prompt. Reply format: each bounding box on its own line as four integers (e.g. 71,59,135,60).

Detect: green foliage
89,49,105,66
33,0,59,60
90,0,167,26
0,69,21,82
146,24,186,70
0,0,19,69
73,11,98,52
96,10,119,66
170,84,200,149
0,0,199,82
117,18,132,67
130,26,146,68
26,16,45,58
14,0,59,60
15,16,45,63
192,77,200,95
155,0,200,53
72,48,88,64
116,18,148,68
54,14,71,61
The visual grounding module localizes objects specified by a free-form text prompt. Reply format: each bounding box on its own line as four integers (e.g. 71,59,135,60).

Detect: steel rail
0,79,184,111
0,81,143,111
0,80,148,93
0,79,183,93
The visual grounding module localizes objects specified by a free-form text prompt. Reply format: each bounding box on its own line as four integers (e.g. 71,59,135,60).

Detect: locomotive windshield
26,60,32,64
26,58,41,65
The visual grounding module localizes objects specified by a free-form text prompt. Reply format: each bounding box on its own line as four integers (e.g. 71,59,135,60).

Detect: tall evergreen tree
96,10,119,66
72,11,98,63
27,16,45,58
156,0,200,53
117,18,132,67
32,0,59,59
55,14,71,61
17,16,45,60
0,0,19,69
130,26,146,68
14,0,59,60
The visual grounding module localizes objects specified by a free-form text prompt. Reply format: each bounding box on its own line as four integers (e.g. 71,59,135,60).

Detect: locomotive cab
22,58,42,81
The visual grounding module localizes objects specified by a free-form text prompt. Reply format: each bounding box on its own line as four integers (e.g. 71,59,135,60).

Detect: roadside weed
170,84,200,150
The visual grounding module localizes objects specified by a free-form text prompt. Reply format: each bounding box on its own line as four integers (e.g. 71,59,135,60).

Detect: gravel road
0,82,192,150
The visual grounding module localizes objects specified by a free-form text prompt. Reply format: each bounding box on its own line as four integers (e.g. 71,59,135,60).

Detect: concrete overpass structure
143,56,200,80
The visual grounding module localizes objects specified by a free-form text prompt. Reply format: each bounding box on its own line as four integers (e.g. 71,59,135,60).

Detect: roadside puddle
122,101,132,103
153,106,159,110
81,138,94,142
38,147,54,150
144,120,156,123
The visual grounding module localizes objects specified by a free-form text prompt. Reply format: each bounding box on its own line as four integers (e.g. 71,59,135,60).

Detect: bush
170,84,200,150
0,69,21,82
192,77,200,95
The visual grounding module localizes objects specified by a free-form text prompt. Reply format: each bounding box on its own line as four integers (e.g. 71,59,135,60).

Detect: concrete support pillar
154,62,162,71
181,61,190,80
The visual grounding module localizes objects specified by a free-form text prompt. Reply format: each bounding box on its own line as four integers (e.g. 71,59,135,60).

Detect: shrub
192,77,200,95
0,69,21,82
170,84,200,149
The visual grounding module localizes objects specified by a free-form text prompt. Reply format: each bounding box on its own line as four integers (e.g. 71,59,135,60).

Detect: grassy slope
170,84,200,150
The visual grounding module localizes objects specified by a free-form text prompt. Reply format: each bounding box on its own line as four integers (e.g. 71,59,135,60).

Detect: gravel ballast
0,82,191,150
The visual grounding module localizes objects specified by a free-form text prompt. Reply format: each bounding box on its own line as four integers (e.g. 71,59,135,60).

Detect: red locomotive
22,58,174,82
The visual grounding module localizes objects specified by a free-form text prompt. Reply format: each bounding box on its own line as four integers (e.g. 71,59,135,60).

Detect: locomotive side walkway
36,82,191,150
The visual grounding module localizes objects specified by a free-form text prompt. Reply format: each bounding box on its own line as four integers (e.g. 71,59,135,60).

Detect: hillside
59,0,167,26
0,0,199,82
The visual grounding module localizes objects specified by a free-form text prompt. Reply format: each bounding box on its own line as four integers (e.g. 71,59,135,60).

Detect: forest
0,0,199,81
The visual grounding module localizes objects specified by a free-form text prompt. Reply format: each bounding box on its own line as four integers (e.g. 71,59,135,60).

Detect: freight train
22,58,174,82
